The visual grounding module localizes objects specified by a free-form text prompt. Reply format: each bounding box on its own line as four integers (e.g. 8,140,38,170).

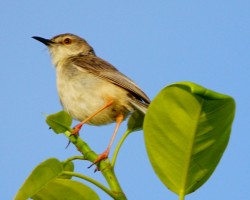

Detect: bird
32,33,150,167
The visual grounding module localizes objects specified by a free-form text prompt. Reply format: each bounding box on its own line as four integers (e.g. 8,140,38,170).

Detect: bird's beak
32,36,54,46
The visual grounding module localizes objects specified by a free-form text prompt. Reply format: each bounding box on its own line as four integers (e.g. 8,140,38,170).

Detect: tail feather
130,99,150,114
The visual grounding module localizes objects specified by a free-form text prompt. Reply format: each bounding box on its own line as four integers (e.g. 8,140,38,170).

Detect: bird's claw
71,125,81,135
88,151,109,172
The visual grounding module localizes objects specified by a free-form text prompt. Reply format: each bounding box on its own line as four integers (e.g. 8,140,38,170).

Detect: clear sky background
1,1,249,200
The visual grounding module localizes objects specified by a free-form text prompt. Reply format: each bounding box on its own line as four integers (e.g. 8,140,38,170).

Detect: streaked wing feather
71,56,150,104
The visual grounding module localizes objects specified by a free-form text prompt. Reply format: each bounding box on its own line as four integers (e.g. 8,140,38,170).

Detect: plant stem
111,130,131,167
63,171,114,198
179,191,185,200
64,131,127,200
64,155,86,163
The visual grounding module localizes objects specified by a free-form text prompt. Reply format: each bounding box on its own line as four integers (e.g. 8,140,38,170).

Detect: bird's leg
72,100,114,135
89,113,124,170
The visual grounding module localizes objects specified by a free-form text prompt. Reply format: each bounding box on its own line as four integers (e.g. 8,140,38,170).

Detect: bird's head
32,33,95,65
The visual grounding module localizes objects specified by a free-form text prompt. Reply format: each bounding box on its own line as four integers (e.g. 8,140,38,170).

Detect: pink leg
89,114,124,169
72,100,114,135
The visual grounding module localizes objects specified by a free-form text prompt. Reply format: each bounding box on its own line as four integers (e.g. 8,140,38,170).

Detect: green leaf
127,110,145,133
14,158,99,200
59,161,74,179
46,110,72,134
31,179,99,200
144,82,235,197
15,158,64,200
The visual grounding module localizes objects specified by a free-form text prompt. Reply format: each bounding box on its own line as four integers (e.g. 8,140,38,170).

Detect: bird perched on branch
32,33,150,167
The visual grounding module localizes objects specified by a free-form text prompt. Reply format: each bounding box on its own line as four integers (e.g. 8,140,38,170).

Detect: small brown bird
32,33,150,165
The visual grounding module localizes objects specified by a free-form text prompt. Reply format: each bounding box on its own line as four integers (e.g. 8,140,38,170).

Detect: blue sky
1,1,249,199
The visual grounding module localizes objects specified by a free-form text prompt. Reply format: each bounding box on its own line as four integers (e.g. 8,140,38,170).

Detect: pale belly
56,72,133,125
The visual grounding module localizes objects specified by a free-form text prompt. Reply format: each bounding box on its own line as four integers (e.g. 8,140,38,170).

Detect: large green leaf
15,158,63,200
14,158,99,200
143,82,235,197
31,179,99,200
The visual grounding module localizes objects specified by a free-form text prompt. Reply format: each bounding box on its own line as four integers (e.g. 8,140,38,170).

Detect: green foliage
14,158,99,200
32,179,99,200
127,110,145,133
59,160,74,179
46,110,72,133
15,82,236,200
143,82,235,199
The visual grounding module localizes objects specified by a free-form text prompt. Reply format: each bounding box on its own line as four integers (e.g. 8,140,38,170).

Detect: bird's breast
55,66,133,125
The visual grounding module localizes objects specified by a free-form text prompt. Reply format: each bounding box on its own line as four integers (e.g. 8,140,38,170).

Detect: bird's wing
70,55,150,105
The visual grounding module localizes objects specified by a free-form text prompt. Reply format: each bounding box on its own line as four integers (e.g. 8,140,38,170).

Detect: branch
64,131,127,200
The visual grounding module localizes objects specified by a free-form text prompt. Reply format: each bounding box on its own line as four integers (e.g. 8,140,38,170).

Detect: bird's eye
63,38,72,44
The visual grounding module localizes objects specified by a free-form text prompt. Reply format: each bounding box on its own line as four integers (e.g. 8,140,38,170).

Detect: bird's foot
65,124,83,149
71,123,83,135
88,150,109,172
